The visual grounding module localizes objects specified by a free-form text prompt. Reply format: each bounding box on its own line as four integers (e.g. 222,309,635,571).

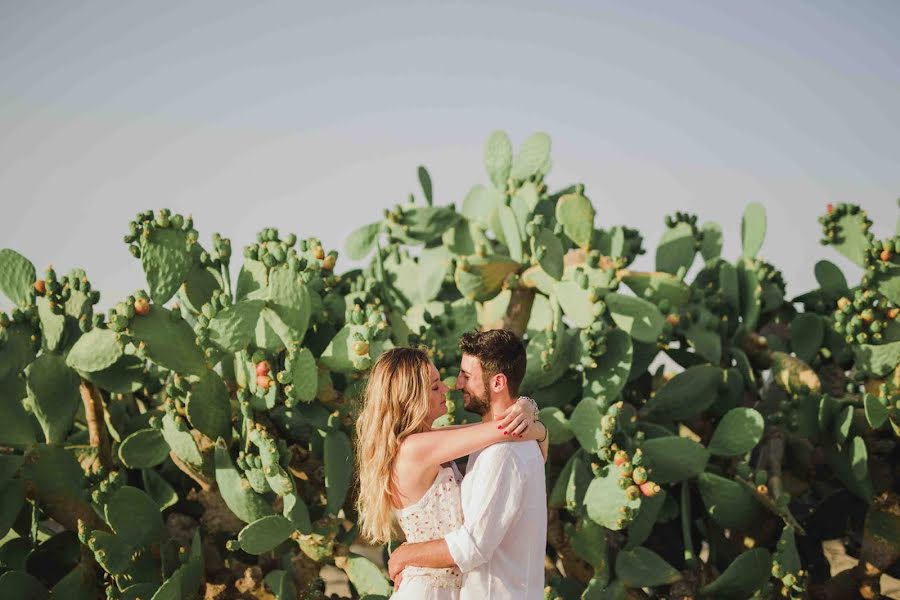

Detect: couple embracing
355,329,549,599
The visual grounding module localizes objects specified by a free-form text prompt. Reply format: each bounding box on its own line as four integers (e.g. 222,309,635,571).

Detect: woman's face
425,362,451,425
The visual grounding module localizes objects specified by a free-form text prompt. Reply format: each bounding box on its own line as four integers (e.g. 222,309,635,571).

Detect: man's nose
454,378,464,390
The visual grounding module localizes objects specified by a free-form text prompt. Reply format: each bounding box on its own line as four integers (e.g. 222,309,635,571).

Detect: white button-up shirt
444,441,547,599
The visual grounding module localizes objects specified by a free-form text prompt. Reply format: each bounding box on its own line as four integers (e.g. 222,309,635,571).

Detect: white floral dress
392,463,465,599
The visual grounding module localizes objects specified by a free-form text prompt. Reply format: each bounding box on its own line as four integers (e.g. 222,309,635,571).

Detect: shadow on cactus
0,137,897,599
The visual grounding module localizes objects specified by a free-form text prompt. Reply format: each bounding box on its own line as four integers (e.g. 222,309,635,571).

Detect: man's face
456,353,491,415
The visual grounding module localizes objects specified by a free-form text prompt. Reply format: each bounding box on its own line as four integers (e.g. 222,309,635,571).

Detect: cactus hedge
0,131,898,599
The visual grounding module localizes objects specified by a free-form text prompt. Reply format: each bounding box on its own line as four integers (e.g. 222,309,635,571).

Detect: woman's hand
495,396,538,437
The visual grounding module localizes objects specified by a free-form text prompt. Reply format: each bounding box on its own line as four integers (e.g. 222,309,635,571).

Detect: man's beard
463,381,491,415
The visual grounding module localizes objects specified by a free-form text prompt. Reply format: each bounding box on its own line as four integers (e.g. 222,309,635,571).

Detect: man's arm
387,539,455,581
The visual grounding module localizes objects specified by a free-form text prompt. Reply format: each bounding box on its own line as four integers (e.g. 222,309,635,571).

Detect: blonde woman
356,346,548,599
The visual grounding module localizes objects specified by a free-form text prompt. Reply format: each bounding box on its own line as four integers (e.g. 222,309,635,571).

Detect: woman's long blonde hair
355,347,432,544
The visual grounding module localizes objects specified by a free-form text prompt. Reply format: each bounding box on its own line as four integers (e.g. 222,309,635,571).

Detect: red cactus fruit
256,361,271,377
880,249,892,262
256,375,271,390
826,203,834,214
34,279,46,295
639,481,660,497
613,450,628,466
134,297,150,316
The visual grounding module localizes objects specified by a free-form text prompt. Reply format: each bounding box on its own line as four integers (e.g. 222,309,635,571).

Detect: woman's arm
400,401,544,468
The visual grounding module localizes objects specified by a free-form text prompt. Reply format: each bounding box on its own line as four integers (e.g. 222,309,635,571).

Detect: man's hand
388,542,411,582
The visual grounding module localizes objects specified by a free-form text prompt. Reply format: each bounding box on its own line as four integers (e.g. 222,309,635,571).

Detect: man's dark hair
459,329,526,396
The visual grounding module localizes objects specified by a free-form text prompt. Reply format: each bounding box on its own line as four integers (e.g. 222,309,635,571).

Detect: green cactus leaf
656,221,697,275
849,436,868,481
620,271,691,310
283,492,312,534
584,462,641,530
263,570,297,600
129,305,207,376
872,263,900,305
605,293,664,343
625,488,666,550
522,326,576,394
267,265,311,335
510,132,551,181
235,258,268,302
0,249,36,307
570,399,604,453
736,259,761,331
642,365,721,421
0,570,48,600
319,324,381,374
49,564,97,600
324,430,353,515
339,554,392,597
141,228,193,304
105,486,166,547
185,370,231,441
181,263,221,314
682,310,721,363
418,246,451,302
150,530,203,600
831,211,871,268
443,218,490,256
639,436,709,483
214,441,274,524
823,440,873,503
699,547,771,599
0,323,38,381
395,206,461,243
142,468,178,510
238,515,296,554
80,354,145,394
553,281,595,328
36,297,65,352
615,547,681,588
700,222,723,261
85,529,132,575
708,408,764,456
118,429,169,469
485,130,513,188
814,260,848,296
852,340,900,377
66,327,122,372
345,222,382,261
25,353,80,444
207,300,264,352
454,254,520,302
697,472,760,530
835,404,853,443
0,478,26,539
582,329,632,408
20,446,89,532
497,205,523,262
286,347,317,403
555,191,594,249
741,202,766,260
863,393,889,429
160,413,203,467
536,229,564,280
539,407,574,445
417,165,433,204
570,519,608,572
548,449,591,511
461,184,503,229
789,313,824,364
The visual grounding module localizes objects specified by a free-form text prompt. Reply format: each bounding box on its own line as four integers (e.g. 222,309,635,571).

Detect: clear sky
1,1,898,311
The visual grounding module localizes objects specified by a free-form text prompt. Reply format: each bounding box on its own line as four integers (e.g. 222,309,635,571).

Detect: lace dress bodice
394,463,465,589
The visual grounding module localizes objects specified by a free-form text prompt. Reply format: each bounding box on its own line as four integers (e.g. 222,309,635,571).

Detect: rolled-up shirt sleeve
444,448,524,574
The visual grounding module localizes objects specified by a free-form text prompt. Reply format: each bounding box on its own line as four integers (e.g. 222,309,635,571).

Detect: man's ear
491,373,508,393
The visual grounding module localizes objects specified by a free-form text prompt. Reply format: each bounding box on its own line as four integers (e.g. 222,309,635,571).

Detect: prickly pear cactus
0,138,897,599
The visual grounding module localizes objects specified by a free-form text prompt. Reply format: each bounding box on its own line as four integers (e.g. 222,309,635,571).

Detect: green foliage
0,134,896,598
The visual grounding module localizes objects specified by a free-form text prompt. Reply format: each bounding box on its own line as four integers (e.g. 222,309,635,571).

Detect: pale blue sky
1,1,897,310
